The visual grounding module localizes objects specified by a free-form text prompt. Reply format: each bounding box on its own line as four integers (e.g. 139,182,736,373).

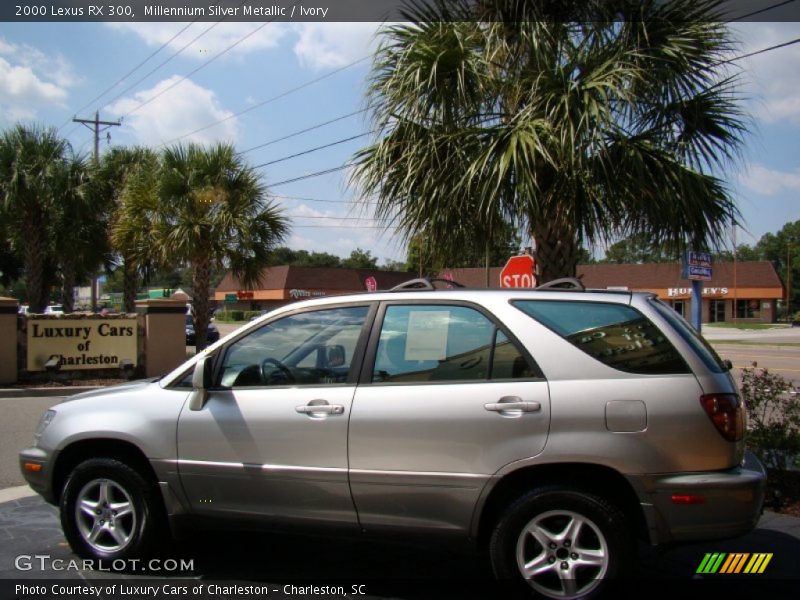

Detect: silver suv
20,279,765,599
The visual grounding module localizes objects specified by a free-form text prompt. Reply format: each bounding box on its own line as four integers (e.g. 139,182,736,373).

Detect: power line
252,132,373,169
61,19,229,141
271,193,378,205
238,109,367,155
287,214,380,220
157,55,370,147
101,21,229,113
123,20,277,119
254,38,800,183
718,36,800,65
57,21,197,132
730,0,797,21
269,164,351,187
291,224,395,229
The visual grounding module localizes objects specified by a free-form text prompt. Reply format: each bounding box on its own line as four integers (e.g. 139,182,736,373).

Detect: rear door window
513,300,690,375
649,298,725,373
372,304,541,383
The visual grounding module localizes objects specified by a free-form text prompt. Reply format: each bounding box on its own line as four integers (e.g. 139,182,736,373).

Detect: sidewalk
0,386,102,399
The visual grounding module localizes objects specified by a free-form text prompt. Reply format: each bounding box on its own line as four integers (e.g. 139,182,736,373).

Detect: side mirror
723,358,733,371
189,356,213,411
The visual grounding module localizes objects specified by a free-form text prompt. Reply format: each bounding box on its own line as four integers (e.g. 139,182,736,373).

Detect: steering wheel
260,357,294,384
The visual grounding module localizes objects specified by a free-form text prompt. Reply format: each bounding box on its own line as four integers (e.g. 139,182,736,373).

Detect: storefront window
672,300,685,317
709,300,725,323
736,299,761,319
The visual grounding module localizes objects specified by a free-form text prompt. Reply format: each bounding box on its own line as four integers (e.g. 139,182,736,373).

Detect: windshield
649,298,726,373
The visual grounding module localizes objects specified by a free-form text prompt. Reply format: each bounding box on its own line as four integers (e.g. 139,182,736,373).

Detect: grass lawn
709,340,800,347
705,322,788,330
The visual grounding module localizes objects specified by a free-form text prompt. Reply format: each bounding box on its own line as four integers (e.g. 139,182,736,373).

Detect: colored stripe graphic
697,553,726,573
744,553,773,574
720,553,749,573
697,552,773,574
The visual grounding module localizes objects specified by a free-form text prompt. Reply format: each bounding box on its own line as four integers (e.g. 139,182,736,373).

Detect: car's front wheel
60,458,162,561
489,487,633,599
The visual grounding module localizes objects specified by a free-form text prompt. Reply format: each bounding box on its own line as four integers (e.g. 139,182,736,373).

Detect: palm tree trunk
484,238,490,288
123,259,138,313
23,218,48,313
192,258,211,353
531,220,580,283
61,261,76,313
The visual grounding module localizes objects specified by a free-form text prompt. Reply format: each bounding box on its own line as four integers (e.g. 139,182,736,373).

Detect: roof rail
389,278,465,291
536,277,586,291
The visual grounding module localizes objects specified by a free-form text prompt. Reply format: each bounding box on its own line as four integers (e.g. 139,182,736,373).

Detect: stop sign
500,255,537,288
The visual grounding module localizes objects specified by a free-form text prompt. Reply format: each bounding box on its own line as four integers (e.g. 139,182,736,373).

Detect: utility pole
788,242,793,320
73,111,120,311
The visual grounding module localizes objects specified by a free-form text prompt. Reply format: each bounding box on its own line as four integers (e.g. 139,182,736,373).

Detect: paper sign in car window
405,310,449,360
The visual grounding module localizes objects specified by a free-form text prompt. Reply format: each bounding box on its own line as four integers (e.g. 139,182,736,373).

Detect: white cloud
106,22,288,59
731,23,800,125
0,37,76,121
739,164,800,195
105,76,237,146
287,203,329,218
293,23,380,70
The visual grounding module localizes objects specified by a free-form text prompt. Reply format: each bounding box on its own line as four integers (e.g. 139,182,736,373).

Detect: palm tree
92,147,159,312
351,0,746,283
156,143,289,351
51,151,109,312
0,124,68,312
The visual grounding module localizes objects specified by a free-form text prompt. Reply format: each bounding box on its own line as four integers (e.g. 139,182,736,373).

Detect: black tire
60,458,163,561
489,486,633,600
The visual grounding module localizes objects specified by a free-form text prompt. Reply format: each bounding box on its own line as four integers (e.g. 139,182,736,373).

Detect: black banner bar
2,0,800,23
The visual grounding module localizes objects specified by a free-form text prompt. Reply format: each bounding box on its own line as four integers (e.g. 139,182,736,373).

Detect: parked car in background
44,304,64,315
20,278,765,599
184,313,220,346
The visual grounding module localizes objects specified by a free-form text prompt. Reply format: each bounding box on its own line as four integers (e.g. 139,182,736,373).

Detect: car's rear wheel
60,458,162,561
489,487,633,599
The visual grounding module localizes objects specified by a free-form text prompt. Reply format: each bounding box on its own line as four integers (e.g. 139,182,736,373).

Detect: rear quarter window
513,300,690,375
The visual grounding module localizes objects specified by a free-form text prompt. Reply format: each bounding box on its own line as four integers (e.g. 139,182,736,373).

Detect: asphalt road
712,344,800,388
0,495,798,598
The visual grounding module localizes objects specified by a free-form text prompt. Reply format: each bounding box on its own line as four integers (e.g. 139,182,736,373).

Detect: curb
0,485,37,504
0,386,102,399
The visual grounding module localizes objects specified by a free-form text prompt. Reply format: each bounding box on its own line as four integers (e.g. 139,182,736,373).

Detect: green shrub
214,310,247,322
741,364,800,468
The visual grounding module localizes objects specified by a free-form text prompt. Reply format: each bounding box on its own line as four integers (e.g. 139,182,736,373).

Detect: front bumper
630,451,766,545
19,447,57,504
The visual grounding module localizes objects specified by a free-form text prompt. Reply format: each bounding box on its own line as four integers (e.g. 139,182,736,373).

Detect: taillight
700,393,744,442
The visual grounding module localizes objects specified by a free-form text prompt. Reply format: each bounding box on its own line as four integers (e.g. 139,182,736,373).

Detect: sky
0,19,799,264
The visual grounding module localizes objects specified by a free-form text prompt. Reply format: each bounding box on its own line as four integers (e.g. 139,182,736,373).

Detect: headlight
33,409,56,445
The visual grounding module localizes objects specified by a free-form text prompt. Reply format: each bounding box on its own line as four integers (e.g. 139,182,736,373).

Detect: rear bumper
630,451,766,545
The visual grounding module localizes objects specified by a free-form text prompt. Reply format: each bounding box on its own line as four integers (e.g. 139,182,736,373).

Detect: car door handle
295,404,345,415
484,400,541,413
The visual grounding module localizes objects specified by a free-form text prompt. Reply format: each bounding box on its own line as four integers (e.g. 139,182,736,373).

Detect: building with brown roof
214,266,412,311
439,261,784,323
